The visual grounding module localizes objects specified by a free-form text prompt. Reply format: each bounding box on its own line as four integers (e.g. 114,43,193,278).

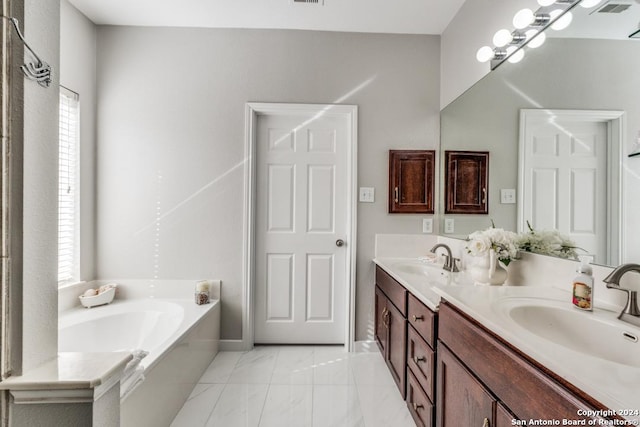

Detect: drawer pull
414,356,426,364
482,418,490,427
394,187,399,203
413,402,424,411
412,315,424,322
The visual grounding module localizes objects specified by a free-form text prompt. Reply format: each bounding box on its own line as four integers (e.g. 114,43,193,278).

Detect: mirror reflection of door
518,109,624,265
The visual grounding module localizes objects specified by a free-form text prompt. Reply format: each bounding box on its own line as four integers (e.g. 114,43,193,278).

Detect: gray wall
60,0,97,281
440,38,640,262
95,27,441,341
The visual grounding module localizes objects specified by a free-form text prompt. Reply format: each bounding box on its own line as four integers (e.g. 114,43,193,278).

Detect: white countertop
373,258,640,422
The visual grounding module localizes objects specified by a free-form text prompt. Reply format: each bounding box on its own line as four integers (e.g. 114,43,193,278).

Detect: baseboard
219,339,252,352
354,340,378,353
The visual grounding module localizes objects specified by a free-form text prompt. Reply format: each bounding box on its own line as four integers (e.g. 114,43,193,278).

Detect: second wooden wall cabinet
444,150,489,214
389,150,435,214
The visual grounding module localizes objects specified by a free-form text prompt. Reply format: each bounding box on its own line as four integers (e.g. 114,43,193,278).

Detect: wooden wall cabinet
389,150,435,214
444,151,488,214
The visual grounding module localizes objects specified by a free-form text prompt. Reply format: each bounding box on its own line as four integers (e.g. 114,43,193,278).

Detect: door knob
336,239,345,247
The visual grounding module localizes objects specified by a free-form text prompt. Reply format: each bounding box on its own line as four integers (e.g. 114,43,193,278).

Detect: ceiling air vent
291,0,324,4
594,2,632,13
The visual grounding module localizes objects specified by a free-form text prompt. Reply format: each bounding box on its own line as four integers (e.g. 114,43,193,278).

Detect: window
58,87,80,285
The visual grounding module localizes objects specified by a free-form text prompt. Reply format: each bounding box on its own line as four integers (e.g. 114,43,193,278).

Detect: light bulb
525,30,546,48
476,46,495,63
550,10,573,30
513,9,534,29
493,29,513,47
579,0,602,7
508,49,525,63
537,0,556,6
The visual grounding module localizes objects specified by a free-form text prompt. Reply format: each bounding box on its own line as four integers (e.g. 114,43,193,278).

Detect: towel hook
1,15,52,88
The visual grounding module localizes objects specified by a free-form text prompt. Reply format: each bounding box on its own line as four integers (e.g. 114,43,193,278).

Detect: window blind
58,87,80,284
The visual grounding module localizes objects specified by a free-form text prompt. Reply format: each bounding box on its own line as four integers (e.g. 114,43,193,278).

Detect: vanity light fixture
476,0,596,70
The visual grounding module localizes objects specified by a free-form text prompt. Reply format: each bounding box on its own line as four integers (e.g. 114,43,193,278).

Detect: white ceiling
67,0,467,35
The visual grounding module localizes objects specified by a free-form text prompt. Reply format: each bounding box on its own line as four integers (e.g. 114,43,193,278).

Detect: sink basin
499,298,640,368
391,260,441,277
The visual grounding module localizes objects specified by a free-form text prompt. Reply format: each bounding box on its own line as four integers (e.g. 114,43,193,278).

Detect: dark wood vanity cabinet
375,266,408,398
388,150,435,214
436,302,615,427
444,150,488,214
374,266,437,426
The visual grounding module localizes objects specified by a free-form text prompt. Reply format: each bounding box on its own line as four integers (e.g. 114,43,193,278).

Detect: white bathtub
58,285,220,427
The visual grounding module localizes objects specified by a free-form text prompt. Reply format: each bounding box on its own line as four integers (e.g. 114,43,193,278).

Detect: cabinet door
387,301,407,398
388,150,435,214
374,286,388,355
495,402,518,427
437,344,495,427
444,151,489,214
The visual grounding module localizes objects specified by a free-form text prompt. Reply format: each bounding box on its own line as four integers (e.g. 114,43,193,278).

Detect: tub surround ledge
0,352,131,427
0,351,132,402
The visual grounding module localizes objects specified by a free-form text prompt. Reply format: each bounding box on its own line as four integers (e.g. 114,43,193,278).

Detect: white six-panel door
519,110,609,263
254,111,349,344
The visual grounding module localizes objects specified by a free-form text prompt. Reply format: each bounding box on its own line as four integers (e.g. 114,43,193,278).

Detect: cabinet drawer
375,266,407,316
407,293,436,347
439,302,611,422
407,325,435,401
407,369,434,427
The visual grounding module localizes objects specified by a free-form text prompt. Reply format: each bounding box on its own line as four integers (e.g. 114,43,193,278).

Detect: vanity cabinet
375,266,408,398
374,266,438,426
388,150,435,214
436,301,613,426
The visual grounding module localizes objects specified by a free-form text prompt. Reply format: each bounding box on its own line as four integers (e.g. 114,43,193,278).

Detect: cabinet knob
482,418,490,427
414,355,426,364
394,187,399,203
412,315,424,322
413,402,424,411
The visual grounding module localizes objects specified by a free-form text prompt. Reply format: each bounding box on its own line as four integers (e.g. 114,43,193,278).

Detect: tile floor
170,346,415,427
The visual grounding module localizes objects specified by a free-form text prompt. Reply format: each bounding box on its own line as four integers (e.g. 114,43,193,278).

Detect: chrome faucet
603,263,640,327
430,244,459,273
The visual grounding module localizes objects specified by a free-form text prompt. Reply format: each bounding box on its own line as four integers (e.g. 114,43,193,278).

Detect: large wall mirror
440,3,640,267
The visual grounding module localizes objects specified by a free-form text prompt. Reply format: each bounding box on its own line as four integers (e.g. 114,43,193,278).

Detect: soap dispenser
572,255,594,311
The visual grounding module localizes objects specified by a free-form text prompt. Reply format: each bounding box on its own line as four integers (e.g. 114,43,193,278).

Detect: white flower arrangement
515,221,580,260
466,226,519,266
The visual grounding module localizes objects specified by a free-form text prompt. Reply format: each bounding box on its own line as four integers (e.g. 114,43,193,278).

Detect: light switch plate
444,218,455,234
500,189,516,204
422,218,433,234
359,187,375,203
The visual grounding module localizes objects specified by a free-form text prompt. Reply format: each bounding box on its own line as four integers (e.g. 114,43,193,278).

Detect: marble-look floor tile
228,348,278,384
313,348,354,385
350,352,396,387
271,348,315,384
313,385,365,427
170,383,225,427
199,351,243,384
205,383,269,427
258,385,313,427
356,384,414,427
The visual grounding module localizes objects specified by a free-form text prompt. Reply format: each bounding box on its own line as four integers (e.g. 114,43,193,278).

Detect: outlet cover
444,218,455,234
359,187,375,203
422,218,433,233
500,189,516,204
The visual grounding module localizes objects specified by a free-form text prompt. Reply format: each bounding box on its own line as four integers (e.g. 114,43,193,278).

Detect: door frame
243,102,358,351
518,109,625,265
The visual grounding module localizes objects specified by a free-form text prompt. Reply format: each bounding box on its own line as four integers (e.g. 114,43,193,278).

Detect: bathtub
58,281,220,427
